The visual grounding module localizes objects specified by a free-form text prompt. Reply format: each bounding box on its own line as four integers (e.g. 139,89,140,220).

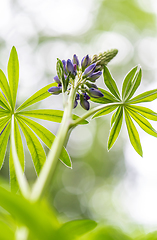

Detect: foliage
0,47,157,239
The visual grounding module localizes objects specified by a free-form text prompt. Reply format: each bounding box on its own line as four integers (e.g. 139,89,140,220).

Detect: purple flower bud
62,60,68,74
73,64,77,71
73,54,79,66
87,71,102,82
83,92,90,100
48,86,62,95
88,88,104,98
73,100,78,108
80,94,90,110
81,55,91,71
66,59,74,74
54,75,61,84
76,93,80,100
82,63,96,78
86,82,98,89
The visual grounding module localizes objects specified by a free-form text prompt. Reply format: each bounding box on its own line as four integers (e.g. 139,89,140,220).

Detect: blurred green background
0,0,157,237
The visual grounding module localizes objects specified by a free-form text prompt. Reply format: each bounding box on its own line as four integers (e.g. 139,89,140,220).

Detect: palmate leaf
9,118,24,192
108,107,123,150
122,66,142,101
126,107,157,137
16,82,57,112
16,115,72,168
124,108,143,156
103,66,121,100
90,88,119,104
17,109,88,124
92,105,117,119
17,118,46,175
128,89,157,104
126,105,157,121
7,46,19,110
0,122,11,169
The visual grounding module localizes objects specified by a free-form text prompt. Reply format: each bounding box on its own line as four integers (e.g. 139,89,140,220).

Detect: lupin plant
0,46,157,239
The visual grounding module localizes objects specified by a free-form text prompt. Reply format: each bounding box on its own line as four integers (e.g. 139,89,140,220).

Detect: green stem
11,115,30,199
30,85,76,201
71,102,119,126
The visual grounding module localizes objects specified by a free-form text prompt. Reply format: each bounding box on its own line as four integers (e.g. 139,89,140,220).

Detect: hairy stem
30,85,76,201
11,115,30,199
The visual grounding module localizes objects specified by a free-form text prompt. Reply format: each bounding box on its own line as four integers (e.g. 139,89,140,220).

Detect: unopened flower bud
73,54,79,66
76,93,80,100
88,88,104,98
83,92,90,100
82,63,96,78
86,82,98,89
66,59,74,74
54,75,61,84
80,94,90,110
81,55,91,71
48,86,62,95
87,71,102,82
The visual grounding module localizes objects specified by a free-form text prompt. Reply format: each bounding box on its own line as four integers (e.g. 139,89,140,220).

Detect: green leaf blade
17,115,72,168
0,70,12,108
17,109,88,124
0,121,11,169
16,83,57,112
17,118,46,175
124,109,143,156
122,66,138,99
110,107,121,127
127,108,157,137
7,46,19,109
92,105,117,119
103,66,121,100
127,105,157,121
128,89,157,104
108,107,123,150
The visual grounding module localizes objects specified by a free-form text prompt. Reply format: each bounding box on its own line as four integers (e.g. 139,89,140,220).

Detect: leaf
0,186,60,240
0,121,11,169
0,116,11,134
124,109,143,156
16,82,57,112
16,115,72,168
0,220,14,240
103,66,121,100
125,67,142,101
0,92,11,110
108,107,123,150
122,66,138,99
58,219,97,240
127,108,157,137
17,118,46,175
128,89,157,104
7,46,19,109
127,105,157,121
92,105,117,119
110,107,121,127
0,108,10,118
90,88,119,104
9,118,24,192
0,70,12,108
17,109,89,124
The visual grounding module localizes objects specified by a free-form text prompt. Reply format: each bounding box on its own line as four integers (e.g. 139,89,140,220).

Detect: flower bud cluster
48,52,116,110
